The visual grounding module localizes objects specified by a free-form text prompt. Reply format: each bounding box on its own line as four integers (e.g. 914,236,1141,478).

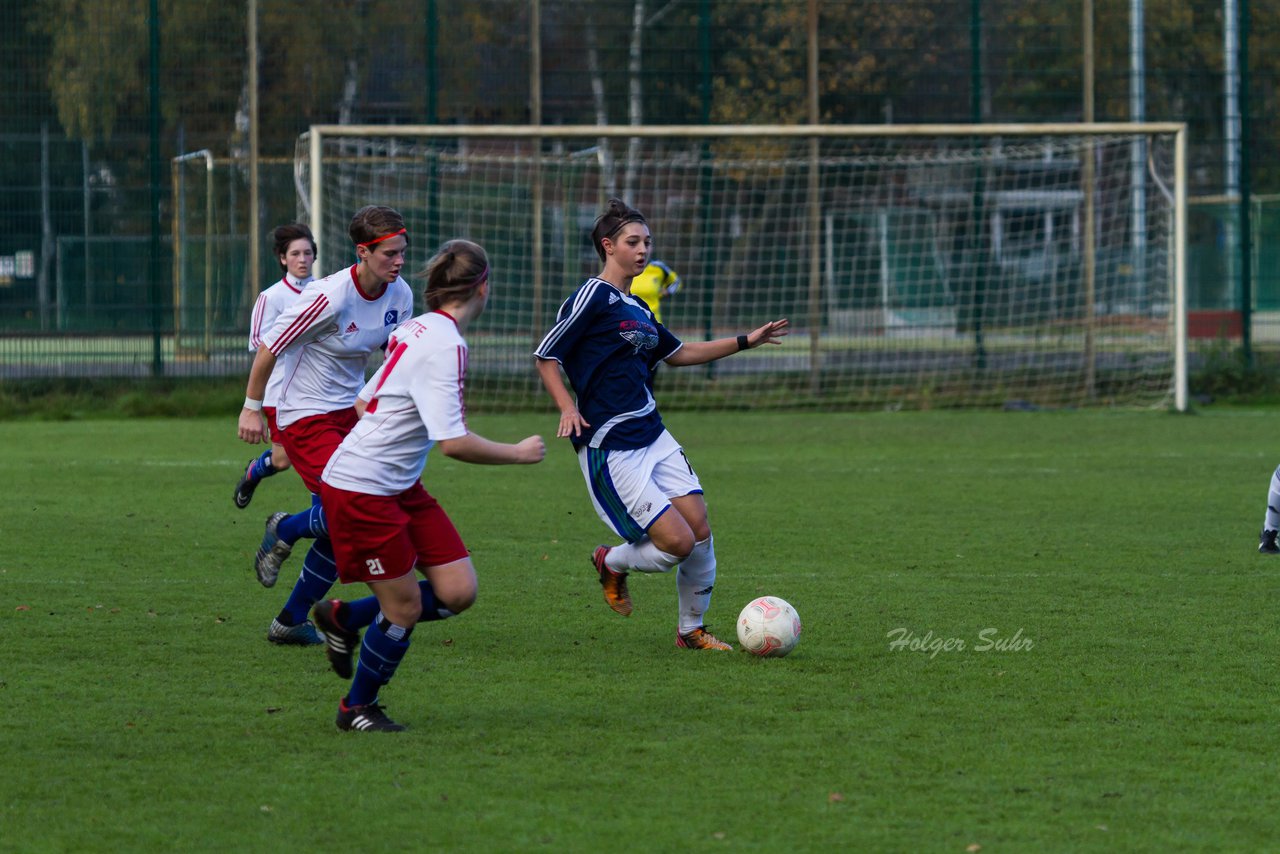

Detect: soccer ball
736,596,802,657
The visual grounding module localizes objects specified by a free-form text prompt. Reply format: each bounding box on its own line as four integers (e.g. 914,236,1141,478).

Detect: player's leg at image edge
1260,464,1280,554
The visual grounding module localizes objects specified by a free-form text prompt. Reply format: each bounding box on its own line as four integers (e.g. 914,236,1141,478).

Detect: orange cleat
676,626,733,651
591,545,632,616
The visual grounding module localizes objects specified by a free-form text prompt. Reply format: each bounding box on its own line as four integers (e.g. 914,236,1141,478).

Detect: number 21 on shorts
365,557,386,575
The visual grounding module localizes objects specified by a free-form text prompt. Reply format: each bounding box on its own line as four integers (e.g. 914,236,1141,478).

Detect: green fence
3,0,1279,386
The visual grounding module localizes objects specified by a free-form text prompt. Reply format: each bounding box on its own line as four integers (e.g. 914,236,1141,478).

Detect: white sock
1265,466,1280,533
676,536,716,634
606,538,681,574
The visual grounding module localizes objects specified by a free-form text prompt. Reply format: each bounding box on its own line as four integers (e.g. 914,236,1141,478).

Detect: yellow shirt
629,261,682,324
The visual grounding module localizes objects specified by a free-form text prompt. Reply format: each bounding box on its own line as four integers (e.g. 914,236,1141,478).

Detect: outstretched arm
438,432,546,465
536,357,591,439
237,345,278,443
664,318,789,367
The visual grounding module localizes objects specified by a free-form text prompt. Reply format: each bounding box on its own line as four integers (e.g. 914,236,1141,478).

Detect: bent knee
271,447,292,471
385,599,423,626
652,533,695,562
437,580,478,614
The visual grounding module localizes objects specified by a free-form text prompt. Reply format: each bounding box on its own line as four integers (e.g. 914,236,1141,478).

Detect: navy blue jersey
535,277,683,450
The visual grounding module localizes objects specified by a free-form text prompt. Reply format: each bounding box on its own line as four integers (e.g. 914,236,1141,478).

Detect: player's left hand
745,318,789,348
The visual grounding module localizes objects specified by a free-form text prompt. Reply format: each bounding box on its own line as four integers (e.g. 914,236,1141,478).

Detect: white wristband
243,397,263,412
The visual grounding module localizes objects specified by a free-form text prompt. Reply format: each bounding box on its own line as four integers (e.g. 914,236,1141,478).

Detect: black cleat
1261,529,1280,555
234,459,260,509
336,700,405,732
312,599,360,679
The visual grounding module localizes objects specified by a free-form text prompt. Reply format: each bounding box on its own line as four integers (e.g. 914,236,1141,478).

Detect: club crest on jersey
384,310,399,326
618,319,658,353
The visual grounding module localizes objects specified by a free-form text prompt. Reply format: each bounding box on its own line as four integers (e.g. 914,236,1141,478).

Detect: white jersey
248,273,314,407
262,264,414,430
323,311,469,496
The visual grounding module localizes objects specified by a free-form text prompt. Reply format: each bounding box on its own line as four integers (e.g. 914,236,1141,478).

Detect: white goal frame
300,122,1187,411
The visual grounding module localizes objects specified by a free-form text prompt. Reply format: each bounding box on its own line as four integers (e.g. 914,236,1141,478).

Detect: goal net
295,123,1186,412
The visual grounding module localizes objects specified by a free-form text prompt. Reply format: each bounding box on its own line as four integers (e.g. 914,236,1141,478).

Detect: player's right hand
557,408,589,439
516,435,547,464
237,409,268,444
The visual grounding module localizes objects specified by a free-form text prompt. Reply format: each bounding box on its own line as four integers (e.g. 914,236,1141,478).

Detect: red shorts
278,408,358,494
320,481,468,584
263,407,281,442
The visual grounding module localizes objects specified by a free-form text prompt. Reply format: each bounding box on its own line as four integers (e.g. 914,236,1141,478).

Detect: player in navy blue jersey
535,198,788,650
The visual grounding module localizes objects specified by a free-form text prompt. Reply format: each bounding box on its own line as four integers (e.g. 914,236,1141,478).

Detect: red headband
467,266,489,287
357,228,407,248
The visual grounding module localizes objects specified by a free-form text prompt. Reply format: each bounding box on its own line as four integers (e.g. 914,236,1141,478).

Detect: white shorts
577,429,703,543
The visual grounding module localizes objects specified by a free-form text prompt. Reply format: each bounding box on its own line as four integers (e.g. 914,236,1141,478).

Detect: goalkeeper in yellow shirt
630,259,682,324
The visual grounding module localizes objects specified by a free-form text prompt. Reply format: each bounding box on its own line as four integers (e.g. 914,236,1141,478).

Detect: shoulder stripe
249,293,268,349
534,278,604,357
269,294,329,354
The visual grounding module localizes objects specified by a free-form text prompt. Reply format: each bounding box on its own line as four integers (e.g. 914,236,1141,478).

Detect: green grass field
2,409,1278,851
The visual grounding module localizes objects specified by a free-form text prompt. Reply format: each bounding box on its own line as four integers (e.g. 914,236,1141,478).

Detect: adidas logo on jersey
608,292,620,304
345,322,359,334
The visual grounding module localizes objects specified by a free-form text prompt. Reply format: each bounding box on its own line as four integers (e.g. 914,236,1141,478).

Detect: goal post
297,122,1187,413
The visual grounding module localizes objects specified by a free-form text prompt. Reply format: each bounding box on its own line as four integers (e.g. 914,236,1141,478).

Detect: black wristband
736,334,749,351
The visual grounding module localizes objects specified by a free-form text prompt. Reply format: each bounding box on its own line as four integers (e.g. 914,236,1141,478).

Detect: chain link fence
2,0,1277,386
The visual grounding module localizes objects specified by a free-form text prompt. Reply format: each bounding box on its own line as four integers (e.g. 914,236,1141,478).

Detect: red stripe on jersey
365,337,410,411
456,344,468,425
250,294,267,348
269,294,329,354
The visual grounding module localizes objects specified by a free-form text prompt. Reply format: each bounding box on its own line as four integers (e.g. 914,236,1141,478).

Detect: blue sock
347,616,412,707
279,538,337,625
248,449,276,482
338,595,384,631
336,579,450,633
276,496,327,545
416,579,455,622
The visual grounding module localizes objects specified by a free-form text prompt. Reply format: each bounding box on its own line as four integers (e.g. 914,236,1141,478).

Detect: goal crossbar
300,122,1187,412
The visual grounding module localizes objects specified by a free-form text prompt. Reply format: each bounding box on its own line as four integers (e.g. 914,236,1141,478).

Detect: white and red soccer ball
736,596,802,657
